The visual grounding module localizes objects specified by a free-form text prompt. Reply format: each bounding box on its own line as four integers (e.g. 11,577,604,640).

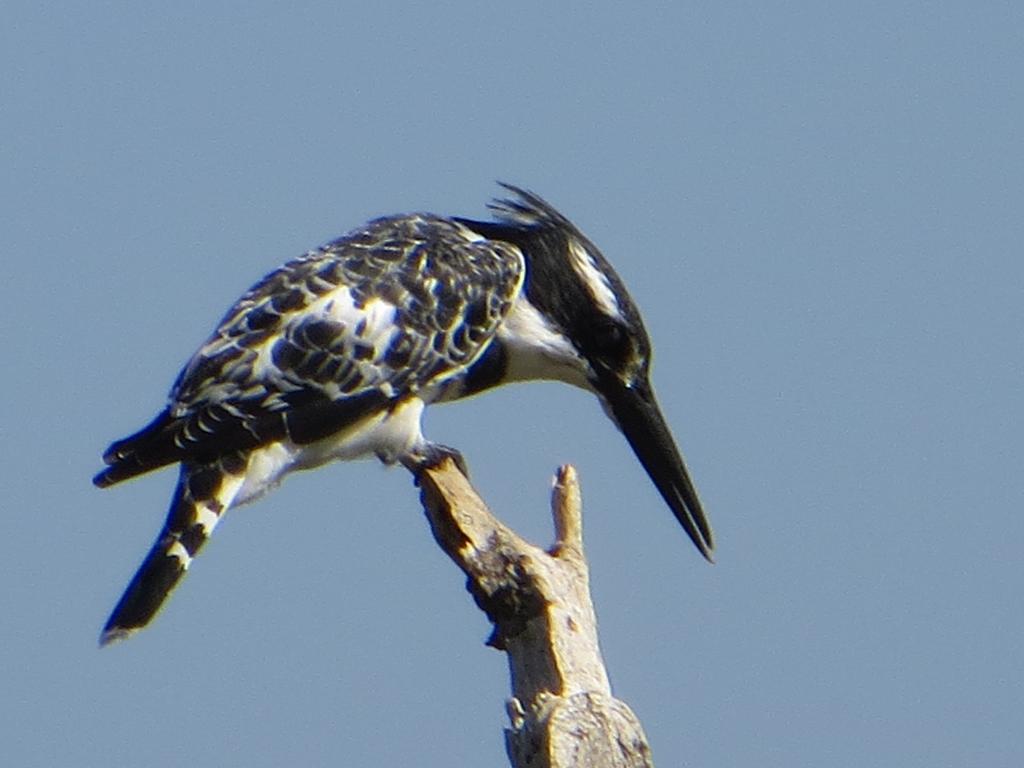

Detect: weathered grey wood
415,459,655,768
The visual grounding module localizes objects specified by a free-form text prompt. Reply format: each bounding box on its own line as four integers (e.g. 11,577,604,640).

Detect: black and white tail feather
95,183,713,645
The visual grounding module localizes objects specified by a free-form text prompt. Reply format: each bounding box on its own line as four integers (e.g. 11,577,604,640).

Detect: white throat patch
495,295,592,390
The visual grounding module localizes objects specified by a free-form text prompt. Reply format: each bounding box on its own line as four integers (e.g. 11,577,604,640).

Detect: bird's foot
399,442,470,482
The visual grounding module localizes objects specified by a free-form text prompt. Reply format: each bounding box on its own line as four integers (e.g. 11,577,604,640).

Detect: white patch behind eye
568,240,622,321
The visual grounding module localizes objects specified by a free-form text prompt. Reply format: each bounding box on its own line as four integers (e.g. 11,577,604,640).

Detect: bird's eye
591,320,629,358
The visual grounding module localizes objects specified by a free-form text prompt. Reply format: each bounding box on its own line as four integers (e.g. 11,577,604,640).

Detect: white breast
233,396,427,506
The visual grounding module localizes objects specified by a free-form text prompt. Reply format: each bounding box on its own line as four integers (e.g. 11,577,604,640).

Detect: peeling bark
414,460,655,768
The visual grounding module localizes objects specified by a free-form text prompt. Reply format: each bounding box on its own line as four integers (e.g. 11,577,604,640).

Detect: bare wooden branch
415,459,655,768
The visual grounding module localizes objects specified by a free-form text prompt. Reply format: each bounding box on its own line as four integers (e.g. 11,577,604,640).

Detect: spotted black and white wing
96,214,524,487
95,214,524,643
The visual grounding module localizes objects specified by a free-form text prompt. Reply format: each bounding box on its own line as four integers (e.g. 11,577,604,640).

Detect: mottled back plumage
96,215,523,488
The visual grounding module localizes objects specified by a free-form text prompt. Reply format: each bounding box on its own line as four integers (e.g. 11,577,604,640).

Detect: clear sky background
3,2,1022,766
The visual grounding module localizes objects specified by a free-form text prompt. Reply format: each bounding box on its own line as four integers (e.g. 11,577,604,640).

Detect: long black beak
601,377,714,561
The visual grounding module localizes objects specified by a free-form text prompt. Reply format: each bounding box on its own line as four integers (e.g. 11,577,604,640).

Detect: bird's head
462,184,714,560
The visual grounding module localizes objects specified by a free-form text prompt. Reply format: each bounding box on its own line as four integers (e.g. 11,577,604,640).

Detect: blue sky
3,2,1022,766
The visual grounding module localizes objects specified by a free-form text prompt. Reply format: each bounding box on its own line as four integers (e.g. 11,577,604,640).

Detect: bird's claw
401,443,470,482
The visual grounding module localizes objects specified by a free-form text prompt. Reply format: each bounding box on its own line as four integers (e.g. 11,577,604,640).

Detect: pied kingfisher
95,184,713,645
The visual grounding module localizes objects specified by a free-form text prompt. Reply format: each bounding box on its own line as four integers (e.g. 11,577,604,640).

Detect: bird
94,184,713,645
